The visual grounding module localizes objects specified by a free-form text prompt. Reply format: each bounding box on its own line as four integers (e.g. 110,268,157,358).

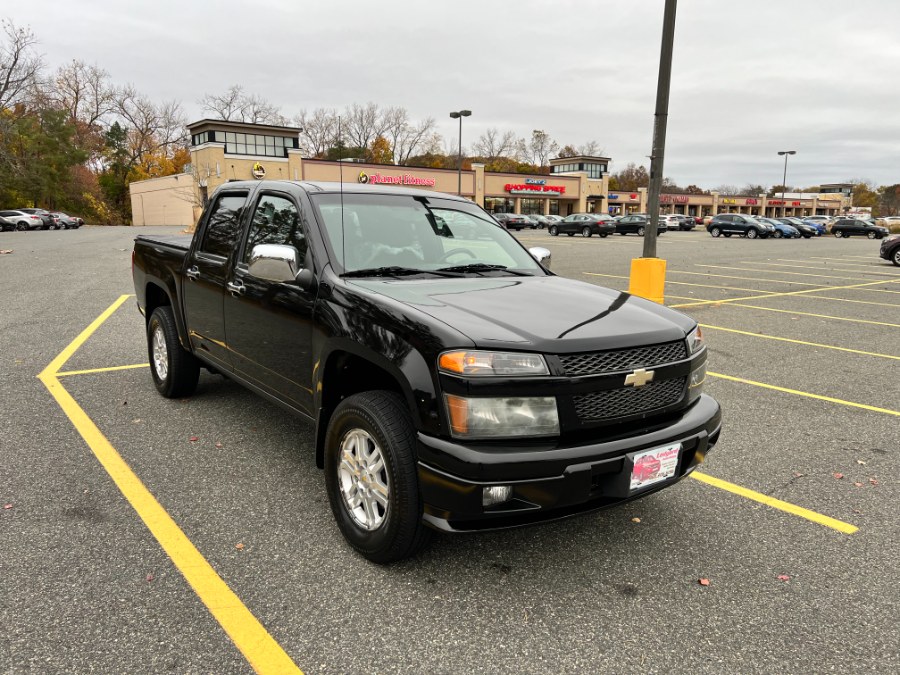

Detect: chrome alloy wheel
338,429,390,531
152,323,169,380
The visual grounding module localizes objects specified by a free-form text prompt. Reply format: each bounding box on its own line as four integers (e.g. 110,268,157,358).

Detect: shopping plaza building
129,119,851,226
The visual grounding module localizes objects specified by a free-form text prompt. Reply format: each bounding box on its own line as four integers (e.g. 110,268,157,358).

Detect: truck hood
347,276,694,353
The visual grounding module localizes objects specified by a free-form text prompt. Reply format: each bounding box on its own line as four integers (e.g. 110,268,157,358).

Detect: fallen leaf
631,517,641,523
146,573,154,582
833,473,844,480
235,542,244,550
698,578,710,586
215,442,223,449
856,460,867,465
132,418,142,424
792,472,805,478
0,249,13,254
776,574,791,582
869,478,878,486
3,504,12,509
189,436,199,442
853,482,864,487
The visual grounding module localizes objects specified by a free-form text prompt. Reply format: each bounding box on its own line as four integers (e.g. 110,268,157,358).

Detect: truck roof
220,179,473,203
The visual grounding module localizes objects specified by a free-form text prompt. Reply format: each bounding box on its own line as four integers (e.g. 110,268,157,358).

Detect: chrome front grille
559,340,687,376
573,378,686,421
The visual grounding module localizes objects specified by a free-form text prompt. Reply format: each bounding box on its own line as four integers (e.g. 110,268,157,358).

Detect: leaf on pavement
776,574,791,582
146,573,154,582
833,472,844,479
853,482,864,487
0,249,13,254
3,504,12,509
189,436,199,442
868,478,878,486
856,459,867,465
215,442,223,449
698,578,710,586
235,542,245,550
631,517,641,523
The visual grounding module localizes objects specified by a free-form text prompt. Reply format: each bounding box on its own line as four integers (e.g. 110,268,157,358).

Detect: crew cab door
223,190,317,417
182,190,248,371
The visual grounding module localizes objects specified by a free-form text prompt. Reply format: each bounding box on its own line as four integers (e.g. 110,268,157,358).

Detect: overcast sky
9,0,900,189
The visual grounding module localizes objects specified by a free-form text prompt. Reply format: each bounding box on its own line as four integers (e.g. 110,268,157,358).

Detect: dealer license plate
629,442,682,492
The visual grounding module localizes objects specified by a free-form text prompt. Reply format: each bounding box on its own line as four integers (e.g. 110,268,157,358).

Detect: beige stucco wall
302,159,473,197
129,174,196,227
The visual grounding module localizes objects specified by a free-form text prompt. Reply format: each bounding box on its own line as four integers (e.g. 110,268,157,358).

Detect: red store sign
505,183,566,195
660,194,689,203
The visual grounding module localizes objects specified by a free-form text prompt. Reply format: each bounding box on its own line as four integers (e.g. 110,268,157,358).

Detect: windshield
310,193,546,277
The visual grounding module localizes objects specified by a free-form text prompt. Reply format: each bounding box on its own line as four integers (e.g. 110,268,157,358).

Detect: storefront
128,119,849,226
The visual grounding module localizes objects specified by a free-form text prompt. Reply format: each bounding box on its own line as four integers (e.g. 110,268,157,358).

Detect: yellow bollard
628,257,667,304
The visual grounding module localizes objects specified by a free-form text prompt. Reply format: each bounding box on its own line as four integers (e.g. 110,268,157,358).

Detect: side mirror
248,243,300,283
528,246,551,269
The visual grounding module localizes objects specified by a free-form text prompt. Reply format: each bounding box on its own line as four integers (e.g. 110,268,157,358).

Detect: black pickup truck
132,180,722,563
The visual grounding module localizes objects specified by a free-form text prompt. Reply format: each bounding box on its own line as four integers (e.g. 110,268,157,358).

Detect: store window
223,132,296,158
484,197,515,213
520,199,544,215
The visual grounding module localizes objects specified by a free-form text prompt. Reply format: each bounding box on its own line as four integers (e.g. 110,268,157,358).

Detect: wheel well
315,351,404,469
144,283,171,323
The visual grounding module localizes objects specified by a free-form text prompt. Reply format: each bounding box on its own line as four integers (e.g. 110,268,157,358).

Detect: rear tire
867,231,877,239
581,226,592,238
637,226,646,236
548,225,559,236
747,228,758,239
710,227,720,238
892,248,900,267
834,230,843,238
774,231,783,239
16,222,27,231
147,306,200,398
324,391,431,564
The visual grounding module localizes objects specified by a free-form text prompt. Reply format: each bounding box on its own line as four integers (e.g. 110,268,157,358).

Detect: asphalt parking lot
1,225,898,674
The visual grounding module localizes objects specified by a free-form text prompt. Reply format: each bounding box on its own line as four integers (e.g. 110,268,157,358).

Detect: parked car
0,214,15,232
672,214,696,231
658,214,681,231
544,215,564,223
702,215,716,226
758,217,800,239
527,214,553,229
615,214,667,236
520,214,543,229
803,215,833,229
549,213,616,238
492,212,531,231
777,217,818,238
17,208,58,230
879,215,900,228
831,218,889,239
879,234,900,266
707,213,773,239
50,212,81,229
0,209,45,231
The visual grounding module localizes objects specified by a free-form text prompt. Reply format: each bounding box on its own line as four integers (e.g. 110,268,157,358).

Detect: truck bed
134,234,193,251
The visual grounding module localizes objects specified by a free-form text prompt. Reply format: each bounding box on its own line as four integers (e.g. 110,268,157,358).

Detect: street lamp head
777,150,797,156
450,110,472,119
449,111,460,119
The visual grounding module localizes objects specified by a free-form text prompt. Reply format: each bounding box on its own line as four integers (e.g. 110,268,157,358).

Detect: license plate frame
629,442,682,492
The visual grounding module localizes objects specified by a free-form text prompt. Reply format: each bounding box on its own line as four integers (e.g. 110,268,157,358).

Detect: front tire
892,248,900,267
324,391,431,564
710,227,720,238
774,231,783,239
147,306,200,398
747,228,758,239
867,231,877,239
548,225,559,236
637,226,646,236
581,226,592,238
834,230,843,238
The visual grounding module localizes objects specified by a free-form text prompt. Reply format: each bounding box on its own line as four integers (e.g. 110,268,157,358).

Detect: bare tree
241,92,286,125
526,129,559,167
712,184,742,196
343,102,388,150
295,107,337,157
115,84,186,166
52,60,115,127
382,107,435,165
200,85,285,125
0,19,43,110
473,128,517,160
578,140,604,156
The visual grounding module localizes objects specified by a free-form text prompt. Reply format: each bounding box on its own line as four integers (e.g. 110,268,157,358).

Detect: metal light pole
449,110,471,196
778,150,796,217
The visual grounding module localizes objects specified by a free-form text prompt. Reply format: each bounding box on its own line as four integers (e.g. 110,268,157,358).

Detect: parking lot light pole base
629,257,667,304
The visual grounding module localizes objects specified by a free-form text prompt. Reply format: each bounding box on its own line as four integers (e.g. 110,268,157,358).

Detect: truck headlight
445,394,559,439
439,351,549,377
686,326,704,354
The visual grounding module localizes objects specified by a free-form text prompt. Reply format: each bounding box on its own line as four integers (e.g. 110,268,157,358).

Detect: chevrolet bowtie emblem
624,368,655,387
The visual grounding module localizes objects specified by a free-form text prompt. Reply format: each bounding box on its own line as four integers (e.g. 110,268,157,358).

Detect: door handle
185,266,200,280
226,281,246,296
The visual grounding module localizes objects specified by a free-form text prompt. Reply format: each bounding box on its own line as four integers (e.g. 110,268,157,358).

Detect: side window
199,193,247,257
243,194,306,266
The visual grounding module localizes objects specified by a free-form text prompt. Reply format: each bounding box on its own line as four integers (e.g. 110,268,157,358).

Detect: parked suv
831,218,889,239
707,214,773,239
17,208,58,230
615,214,667,237
492,212,531,231
549,213,616,238
0,209,45,230
879,234,900,266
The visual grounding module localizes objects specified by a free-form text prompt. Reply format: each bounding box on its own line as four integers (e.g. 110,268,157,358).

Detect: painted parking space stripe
666,295,900,328
699,323,900,360
760,260,900,278
689,472,857,535
38,295,303,675
583,271,783,295
801,294,900,308
695,264,896,283
669,269,826,288
56,363,150,377
668,278,899,308
707,371,900,417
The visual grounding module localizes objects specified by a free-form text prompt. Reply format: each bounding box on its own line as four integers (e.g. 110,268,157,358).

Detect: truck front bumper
416,394,722,532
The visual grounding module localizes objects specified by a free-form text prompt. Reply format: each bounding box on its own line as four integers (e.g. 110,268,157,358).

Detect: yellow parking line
669,278,898,308
689,472,857,535
699,324,900,360
707,371,900,417
803,295,900,308
583,271,781,295
667,296,900,328
37,296,303,675
754,261,900,278
695,264,895,283
57,363,150,377
669,269,825,287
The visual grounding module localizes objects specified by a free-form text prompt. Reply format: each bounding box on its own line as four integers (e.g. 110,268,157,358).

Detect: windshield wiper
435,263,532,276
342,266,460,278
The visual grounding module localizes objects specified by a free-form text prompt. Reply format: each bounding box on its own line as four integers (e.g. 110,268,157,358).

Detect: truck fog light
483,485,513,507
